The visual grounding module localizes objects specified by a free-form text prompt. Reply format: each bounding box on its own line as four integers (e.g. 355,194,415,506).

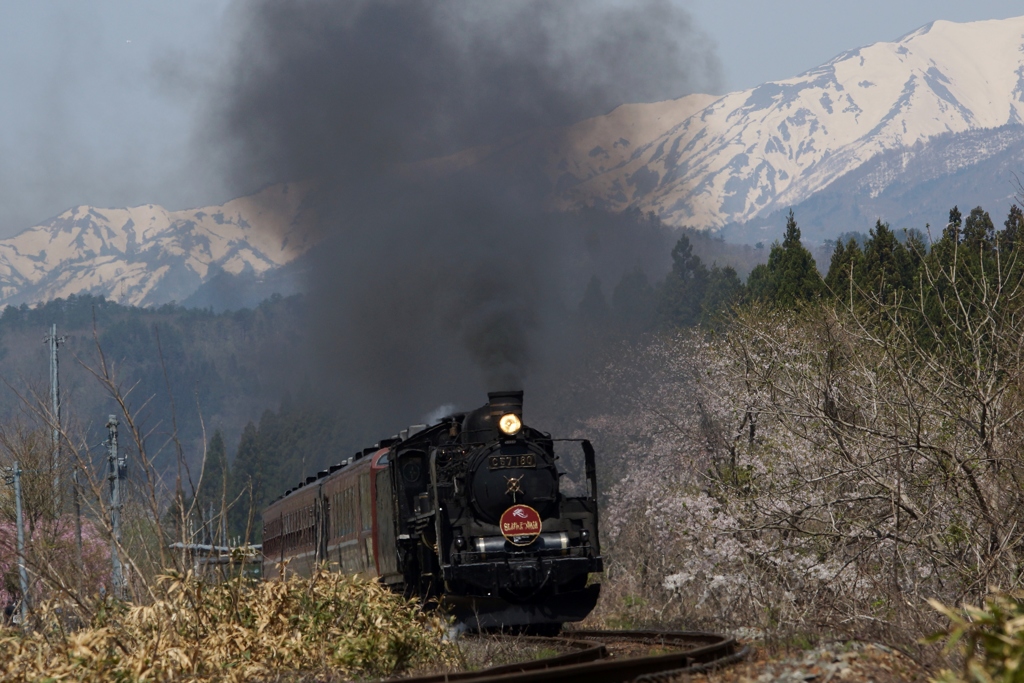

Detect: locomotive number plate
488,454,536,469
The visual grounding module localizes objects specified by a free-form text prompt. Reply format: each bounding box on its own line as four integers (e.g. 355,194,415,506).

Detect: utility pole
3,463,29,624
44,325,65,490
43,325,80,571
106,415,126,599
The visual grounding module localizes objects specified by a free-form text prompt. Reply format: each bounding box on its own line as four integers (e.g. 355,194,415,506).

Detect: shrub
929,592,1024,683
0,516,110,608
0,567,456,681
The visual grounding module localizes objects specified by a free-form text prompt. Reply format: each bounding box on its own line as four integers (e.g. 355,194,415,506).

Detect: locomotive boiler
261,391,603,631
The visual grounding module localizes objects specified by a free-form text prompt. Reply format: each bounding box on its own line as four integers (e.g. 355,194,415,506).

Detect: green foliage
0,292,309,482
819,206,1024,324
859,219,917,299
228,422,264,541
823,237,863,297
198,430,228,512
658,233,709,327
178,430,231,546
911,204,1024,354
227,404,350,542
930,205,964,270
0,292,364,547
929,592,1024,683
701,263,743,325
650,232,746,329
963,206,996,249
1001,204,1024,251
747,210,823,307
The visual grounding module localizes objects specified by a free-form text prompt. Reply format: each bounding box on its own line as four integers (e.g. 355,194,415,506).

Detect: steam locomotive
261,391,603,630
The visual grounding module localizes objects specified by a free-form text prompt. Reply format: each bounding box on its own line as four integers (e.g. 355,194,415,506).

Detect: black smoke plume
212,0,717,428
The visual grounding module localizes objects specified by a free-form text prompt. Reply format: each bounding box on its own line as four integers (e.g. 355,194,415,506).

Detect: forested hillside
188,200,1024,555
577,199,1024,655
0,294,311,477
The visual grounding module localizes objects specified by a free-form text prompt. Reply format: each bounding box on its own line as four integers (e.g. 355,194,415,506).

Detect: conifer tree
1001,204,1024,250
940,205,962,249
824,237,864,299
658,233,708,327
904,228,928,271
960,207,997,285
928,206,963,272
963,206,995,248
860,220,916,300
701,264,743,324
194,430,229,543
228,422,263,541
747,210,823,307
919,205,1009,352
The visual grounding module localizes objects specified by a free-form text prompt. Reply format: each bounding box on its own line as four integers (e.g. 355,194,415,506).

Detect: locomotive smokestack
462,390,525,443
488,390,524,422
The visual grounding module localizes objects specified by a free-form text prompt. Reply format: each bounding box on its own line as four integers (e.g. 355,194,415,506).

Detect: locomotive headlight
499,413,522,435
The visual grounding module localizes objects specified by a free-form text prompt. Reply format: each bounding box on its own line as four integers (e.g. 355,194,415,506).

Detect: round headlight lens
498,413,522,435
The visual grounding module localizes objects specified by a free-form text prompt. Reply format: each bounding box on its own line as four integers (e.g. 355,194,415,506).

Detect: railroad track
384,629,751,683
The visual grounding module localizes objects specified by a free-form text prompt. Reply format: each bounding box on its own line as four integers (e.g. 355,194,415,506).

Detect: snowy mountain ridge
545,15,1024,229
5,15,1024,309
0,183,315,308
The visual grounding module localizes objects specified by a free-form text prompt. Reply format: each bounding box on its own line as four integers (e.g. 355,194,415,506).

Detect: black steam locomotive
262,391,603,630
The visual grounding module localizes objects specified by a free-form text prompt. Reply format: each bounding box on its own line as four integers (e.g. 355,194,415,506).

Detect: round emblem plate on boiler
499,504,542,546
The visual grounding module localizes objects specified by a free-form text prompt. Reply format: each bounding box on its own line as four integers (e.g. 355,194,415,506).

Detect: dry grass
0,567,456,682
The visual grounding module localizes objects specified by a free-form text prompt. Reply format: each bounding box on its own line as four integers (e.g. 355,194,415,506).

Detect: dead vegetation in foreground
0,568,456,682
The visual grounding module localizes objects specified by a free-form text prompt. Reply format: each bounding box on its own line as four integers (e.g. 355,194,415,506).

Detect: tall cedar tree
747,210,823,307
859,220,917,301
1001,204,1024,251
228,422,263,542
701,264,743,325
192,429,228,544
918,206,1011,352
824,237,864,299
658,234,708,327
227,401,351,541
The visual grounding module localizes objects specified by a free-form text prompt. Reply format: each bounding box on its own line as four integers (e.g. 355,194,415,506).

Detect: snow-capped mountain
0,184,314,308
545,15,1024,232
6,15,1024,310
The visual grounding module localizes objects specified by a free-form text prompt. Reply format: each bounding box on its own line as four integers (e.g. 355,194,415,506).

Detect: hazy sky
688,0,1024,91
0,1,1020,238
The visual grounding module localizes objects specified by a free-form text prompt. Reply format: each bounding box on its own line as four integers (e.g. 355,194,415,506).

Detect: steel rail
386,635,609,683
380,629,747,683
